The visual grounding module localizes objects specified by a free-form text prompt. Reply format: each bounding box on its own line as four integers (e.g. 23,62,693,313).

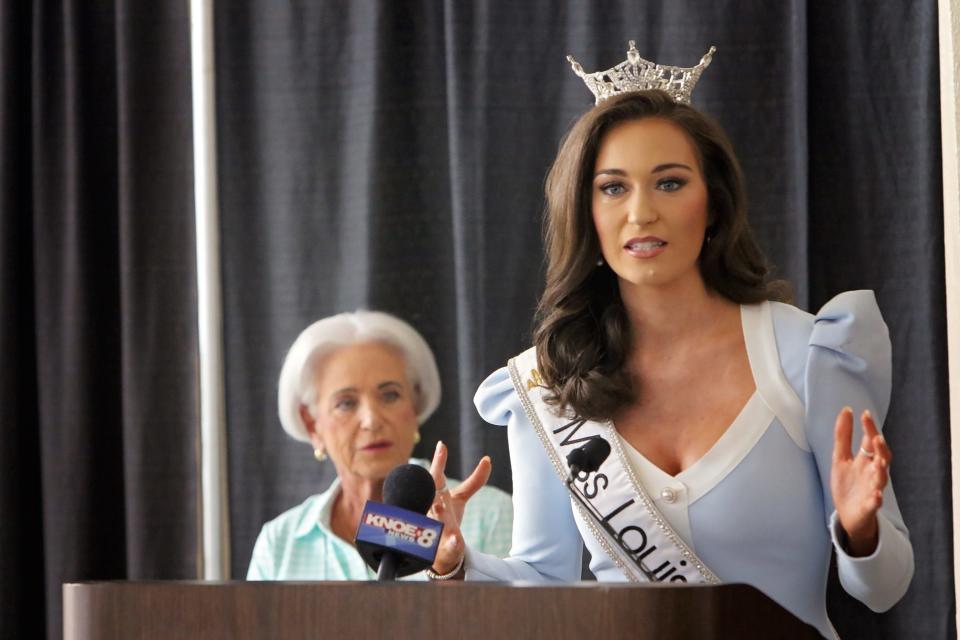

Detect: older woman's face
304,341,419,483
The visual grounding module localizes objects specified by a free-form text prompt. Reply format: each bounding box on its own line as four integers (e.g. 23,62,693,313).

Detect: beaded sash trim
508,347,720,584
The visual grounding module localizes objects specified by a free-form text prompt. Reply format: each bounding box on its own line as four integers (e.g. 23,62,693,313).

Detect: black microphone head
567,437,611,474
382,464,436,515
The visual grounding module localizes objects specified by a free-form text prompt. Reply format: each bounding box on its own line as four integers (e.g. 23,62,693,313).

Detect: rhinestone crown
567,41,716,105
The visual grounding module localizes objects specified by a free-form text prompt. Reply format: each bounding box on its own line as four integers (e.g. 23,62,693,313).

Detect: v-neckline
613,303,777,504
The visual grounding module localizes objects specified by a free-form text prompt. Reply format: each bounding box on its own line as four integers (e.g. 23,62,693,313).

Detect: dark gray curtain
0,2,199,638
215,2,951,637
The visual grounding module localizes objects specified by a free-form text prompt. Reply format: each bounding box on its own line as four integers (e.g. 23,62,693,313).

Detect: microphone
354,464,444,581
564,437,658,581
566,437,611,479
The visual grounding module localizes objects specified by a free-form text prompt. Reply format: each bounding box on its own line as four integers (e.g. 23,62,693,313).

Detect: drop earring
413,431,421,444
596,256,605,267
705,221,718,246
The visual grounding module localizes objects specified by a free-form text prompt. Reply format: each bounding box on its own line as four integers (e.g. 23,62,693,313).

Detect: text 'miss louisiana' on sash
508,347,720,584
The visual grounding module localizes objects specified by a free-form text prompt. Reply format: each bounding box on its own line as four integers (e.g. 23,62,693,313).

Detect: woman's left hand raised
830,406,892,557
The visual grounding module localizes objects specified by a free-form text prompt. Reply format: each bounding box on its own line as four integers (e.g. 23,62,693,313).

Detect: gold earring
413,431,421,444
314,448,327,462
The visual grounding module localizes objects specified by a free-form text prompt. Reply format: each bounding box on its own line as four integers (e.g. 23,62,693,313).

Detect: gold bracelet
426,554,464,581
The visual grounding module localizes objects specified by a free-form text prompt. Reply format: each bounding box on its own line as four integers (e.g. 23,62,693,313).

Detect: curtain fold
0,2,46,637
0,2,199,638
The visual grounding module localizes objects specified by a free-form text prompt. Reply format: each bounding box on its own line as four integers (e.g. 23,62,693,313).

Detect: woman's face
303,341,420,484
591,117,710,291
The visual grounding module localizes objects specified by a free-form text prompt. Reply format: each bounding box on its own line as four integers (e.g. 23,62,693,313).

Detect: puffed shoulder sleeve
804,291,914,611
474,366,518,427
464,365,583,582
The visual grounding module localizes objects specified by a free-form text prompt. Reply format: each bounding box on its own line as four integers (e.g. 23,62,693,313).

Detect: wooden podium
63,581,821,639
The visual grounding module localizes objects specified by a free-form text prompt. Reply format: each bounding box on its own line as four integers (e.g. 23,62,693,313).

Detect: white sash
508,347,720,584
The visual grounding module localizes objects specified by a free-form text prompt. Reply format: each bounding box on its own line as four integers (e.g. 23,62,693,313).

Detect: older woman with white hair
247,310,513,580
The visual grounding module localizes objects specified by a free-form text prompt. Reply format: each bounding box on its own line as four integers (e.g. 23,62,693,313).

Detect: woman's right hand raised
427,440,492,577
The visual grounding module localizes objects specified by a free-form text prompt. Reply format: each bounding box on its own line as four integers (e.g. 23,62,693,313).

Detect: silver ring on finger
859,447,876,459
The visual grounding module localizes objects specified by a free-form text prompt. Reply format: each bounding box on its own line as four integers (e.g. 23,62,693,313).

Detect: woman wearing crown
424,43,913,637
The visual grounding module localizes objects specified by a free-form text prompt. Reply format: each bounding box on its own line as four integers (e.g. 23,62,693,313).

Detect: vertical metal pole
938,0,960,634
190,0,230,580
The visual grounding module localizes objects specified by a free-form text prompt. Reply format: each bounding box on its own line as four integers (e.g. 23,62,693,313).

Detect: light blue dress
465,291,913,639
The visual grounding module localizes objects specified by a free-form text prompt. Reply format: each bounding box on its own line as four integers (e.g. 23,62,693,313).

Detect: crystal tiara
567,41,716,105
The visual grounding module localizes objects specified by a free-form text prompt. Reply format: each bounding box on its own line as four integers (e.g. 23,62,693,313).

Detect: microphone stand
377,551,400,582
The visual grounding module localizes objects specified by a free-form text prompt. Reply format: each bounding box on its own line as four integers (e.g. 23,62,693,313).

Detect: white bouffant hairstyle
277,310,442,443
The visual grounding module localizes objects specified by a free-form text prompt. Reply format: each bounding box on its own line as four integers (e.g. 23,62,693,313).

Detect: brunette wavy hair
533,90,789,421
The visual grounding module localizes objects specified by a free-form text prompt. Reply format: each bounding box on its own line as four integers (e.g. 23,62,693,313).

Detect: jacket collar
292,458,435,539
